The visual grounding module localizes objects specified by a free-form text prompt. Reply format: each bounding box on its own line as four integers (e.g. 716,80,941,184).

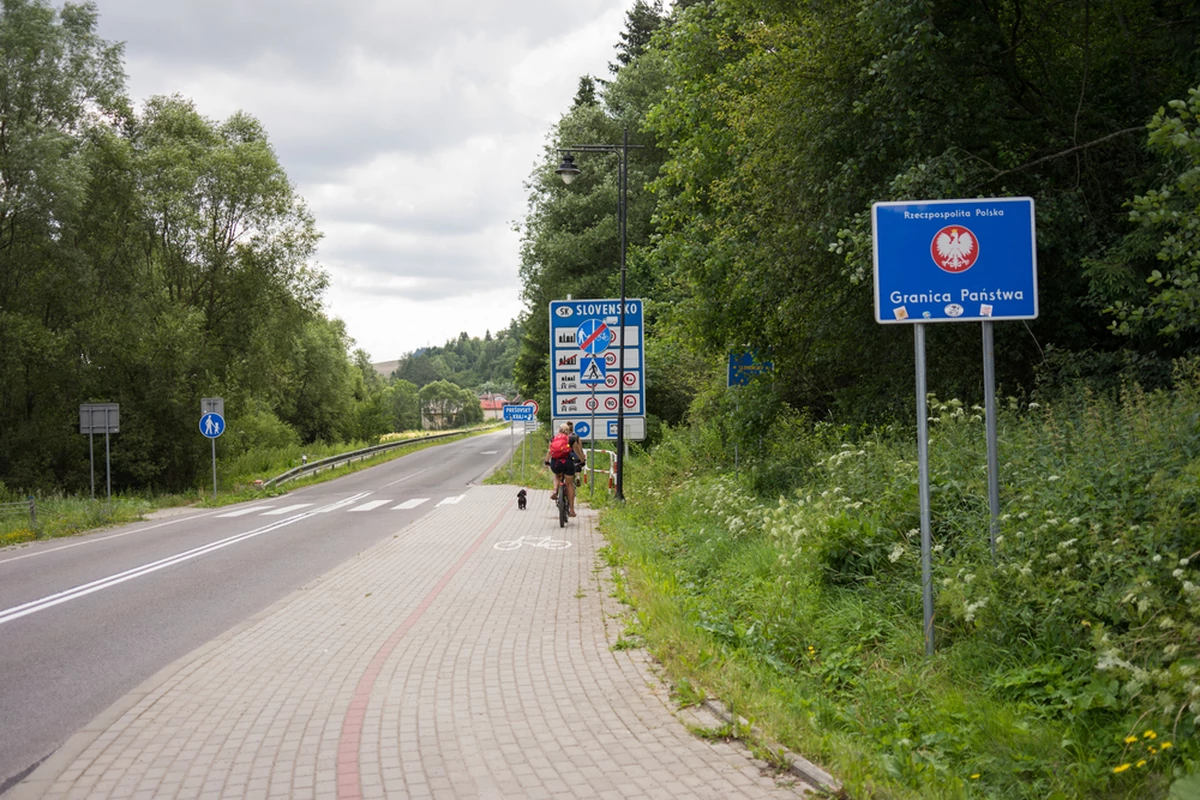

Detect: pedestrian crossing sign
579,356,606,386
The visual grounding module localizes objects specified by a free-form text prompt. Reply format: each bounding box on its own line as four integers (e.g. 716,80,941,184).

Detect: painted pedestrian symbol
200,412,225,438
580,356,606,386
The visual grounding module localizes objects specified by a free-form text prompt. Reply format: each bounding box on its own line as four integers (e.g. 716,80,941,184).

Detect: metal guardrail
261,428,487,488
0,497,36,527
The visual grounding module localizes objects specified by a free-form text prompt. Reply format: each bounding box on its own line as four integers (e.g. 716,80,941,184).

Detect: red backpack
549,433,571,459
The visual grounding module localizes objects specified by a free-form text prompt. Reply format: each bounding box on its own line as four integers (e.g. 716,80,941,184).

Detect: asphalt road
0,429,522,794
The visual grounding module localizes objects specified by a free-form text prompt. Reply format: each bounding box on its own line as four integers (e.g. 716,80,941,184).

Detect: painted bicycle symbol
493,536,572,551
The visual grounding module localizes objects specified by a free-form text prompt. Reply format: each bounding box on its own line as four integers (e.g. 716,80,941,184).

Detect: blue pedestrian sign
873,197,1037,324
575,319,614,354
199,412,225,438
579,356,607,386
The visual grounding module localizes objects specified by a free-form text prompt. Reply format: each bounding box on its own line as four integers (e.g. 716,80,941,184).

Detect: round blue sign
575,319,613,354
573,421,591,439
200,412,225,438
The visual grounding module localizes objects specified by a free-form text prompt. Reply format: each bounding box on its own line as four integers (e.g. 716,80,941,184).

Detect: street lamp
556,128,643,500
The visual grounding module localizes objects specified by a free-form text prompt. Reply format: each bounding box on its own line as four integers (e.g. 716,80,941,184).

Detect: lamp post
555,127,643,501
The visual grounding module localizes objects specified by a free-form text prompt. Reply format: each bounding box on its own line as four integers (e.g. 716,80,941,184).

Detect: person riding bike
546,423,586,517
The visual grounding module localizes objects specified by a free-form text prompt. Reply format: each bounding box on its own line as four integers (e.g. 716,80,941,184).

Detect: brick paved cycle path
12,486,810,799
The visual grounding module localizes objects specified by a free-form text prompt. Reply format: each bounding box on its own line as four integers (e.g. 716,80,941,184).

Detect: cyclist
546,423,586,517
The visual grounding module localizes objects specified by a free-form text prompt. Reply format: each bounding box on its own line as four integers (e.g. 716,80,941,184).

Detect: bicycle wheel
558,490,568,527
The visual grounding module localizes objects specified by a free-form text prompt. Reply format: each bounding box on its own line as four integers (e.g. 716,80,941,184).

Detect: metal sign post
982,322,1000,559
80,404,119,501
199,411,225,497
872,196,1038,656
915,324,934,655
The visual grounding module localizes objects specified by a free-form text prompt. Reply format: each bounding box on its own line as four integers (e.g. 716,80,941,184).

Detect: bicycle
557,484,569,527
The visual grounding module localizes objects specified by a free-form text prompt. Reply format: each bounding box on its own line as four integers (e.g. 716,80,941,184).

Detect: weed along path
10,485,813,799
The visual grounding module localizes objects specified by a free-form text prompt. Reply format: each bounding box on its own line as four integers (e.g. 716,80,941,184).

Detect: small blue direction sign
873,197,1037,323
502,404,535,422
575,319,614,354
579,356,607,386
200,412,225,438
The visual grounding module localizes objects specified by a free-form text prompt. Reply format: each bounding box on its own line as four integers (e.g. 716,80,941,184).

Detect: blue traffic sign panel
873,197,1037,323
502,404,535,422
550,299,646,441
575,319,614,354
199,412,225,438
573,421,591,438
579,356,607,386
728,352,774,387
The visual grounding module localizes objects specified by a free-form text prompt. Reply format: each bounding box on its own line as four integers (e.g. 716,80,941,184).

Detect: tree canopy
514,0,1200,428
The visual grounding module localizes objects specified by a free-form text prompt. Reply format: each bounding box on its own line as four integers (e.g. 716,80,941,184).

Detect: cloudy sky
94,0,642,363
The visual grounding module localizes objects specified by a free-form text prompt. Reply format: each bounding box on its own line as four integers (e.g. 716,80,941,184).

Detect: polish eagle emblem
931,226,979,273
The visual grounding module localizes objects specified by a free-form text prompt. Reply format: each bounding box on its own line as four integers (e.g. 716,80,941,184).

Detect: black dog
517,489,527,510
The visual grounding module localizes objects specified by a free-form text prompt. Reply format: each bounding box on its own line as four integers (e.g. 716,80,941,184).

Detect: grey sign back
79,403,120,434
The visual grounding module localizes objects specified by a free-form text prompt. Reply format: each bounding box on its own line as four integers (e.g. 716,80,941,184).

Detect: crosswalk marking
217,497,461,517
349,500,390,512
216,506,275,518
261,504,313,516
393,498,429,510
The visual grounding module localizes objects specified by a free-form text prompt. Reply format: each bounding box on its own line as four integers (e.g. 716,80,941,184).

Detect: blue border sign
549,298,645,441
873,197,1037,324
727,352,774,387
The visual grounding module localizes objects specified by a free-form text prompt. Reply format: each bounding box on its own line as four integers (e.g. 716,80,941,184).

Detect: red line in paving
336,502,511,799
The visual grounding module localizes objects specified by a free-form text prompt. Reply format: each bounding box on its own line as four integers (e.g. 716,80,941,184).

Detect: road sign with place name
199,412,225,438
503,404,536,422
873,197,1037,323
727,352,774,387
550,298,645,441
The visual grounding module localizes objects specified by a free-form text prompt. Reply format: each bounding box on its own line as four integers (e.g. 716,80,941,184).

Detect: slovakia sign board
550,298,645,441
727,352,774,387
502,404,536,422
872,197,1037,324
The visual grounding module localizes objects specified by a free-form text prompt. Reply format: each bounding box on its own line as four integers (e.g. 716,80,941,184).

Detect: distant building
479,393,508,421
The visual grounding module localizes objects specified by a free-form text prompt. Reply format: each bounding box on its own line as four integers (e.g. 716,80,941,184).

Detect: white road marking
349,500,390,512
392,498,429,510
261,504,312,516
480,450,499,455
216,506,275,518
380,467,431,489
437,495,465,506
0,492,372,626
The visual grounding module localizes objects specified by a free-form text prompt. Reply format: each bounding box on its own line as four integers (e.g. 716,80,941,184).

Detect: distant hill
371,360,400,378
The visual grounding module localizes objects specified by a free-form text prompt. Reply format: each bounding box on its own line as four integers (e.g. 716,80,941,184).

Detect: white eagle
935,228,975,270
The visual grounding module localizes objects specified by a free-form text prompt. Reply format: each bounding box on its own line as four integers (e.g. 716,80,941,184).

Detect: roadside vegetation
592,365,1200,799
